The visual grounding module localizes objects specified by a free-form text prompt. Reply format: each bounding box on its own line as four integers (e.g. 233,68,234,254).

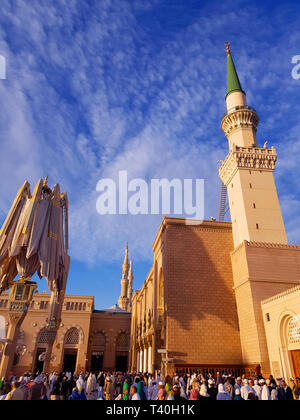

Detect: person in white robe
259,379,271,400
76,373,85,393
216,384,231,400
241,379,255,400
253,379,262,400
131,385,141,400
86,373,97,400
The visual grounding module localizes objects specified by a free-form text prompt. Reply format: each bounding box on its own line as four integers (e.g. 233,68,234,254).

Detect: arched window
116,332,129,348
93,332,106,347
65,328,79,345
37,329,51,344
288,316,300,346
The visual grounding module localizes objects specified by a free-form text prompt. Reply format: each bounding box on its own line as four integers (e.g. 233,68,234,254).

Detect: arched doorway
63,328,79,373
115,332,129,372
280,314,300,379
90,331,106,373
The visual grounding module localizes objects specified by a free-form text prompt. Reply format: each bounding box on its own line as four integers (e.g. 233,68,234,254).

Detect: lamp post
0,279,37,380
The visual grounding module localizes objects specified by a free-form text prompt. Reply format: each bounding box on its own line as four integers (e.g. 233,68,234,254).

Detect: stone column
0,311,27,380
43,331,57,374
139,350,143,373
151,335,156,374
148,347,152,374
0,281,36,380
143,347,148,373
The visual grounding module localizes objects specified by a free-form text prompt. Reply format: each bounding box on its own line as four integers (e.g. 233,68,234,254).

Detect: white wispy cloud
0,0,299,268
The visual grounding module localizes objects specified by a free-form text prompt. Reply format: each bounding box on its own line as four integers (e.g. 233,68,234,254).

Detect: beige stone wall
0,292,130,376
231,242,300,374
130,217,243,375
262,286,300,380
89,311,131,371
163,219,242,367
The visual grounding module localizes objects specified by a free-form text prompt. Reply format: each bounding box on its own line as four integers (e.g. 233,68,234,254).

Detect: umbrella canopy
0,177,69,294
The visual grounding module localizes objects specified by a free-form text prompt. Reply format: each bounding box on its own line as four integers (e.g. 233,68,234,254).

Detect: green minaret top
225,43,245,99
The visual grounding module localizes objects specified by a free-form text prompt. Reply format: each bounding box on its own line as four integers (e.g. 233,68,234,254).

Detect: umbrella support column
0,281,37,380
0,312,26,380
43,331,57,374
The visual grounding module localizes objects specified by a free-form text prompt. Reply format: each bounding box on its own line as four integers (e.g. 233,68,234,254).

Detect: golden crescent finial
225,42,231,56
44,175,49,186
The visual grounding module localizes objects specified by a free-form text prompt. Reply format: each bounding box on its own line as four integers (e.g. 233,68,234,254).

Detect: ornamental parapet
221,106,259,137
219,145,277,186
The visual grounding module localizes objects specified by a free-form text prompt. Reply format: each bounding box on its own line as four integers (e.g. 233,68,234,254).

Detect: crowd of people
0,370,299,400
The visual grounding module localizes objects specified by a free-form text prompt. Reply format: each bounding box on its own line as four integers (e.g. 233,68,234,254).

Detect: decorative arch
89,329,108,346
32,323,48,344
278,311,298,349
115,330,130,348
64,328,79,345
158,268,164,309
278,311,300,380
60,325,84,345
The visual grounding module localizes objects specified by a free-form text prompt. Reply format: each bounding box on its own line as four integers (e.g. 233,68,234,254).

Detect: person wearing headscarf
199,382,210,399
76,373,85,393
49,372,57,395
224,377,234,399
148,378,158,400
216,384,231,400
233,388,243,400
104,376,114,400
165,382,174,400
135,378,146,400
122,379,130,400
69,387,87,400
86,373,97,400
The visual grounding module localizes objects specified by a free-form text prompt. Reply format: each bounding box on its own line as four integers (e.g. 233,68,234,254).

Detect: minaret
127,256,134,312
219,43,287,248
118,242,129,311
219,44,293,375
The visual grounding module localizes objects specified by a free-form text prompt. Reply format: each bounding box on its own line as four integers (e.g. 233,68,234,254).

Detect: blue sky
0,0,300,308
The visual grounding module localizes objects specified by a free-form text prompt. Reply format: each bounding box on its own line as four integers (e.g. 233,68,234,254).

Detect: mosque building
128,44,300,380
0,46,299,380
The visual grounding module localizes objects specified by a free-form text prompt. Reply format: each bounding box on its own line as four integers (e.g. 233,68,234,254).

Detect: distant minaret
118,242,130,311
127,256,134,312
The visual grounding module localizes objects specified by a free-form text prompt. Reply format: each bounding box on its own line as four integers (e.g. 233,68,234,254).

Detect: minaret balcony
221,106,259,138
219,145,278,186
